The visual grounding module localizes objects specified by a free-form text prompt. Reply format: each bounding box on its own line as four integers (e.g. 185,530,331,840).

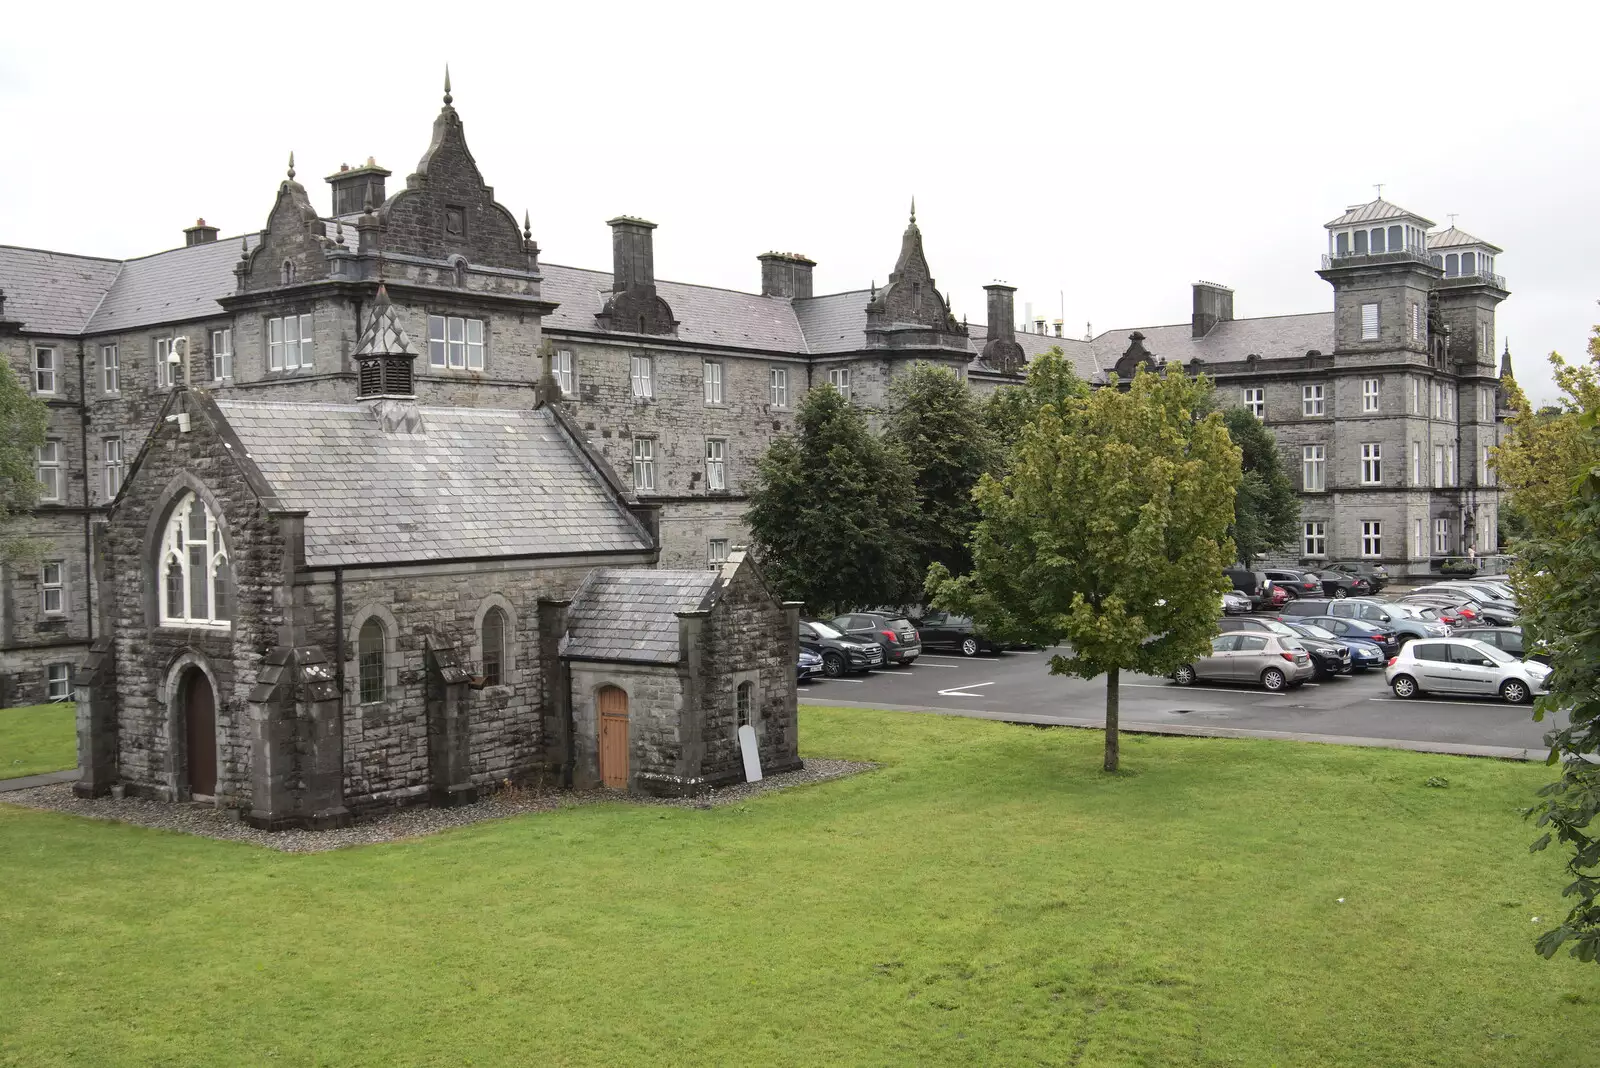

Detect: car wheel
960,637,980,657
1500,679,1530,705
1261,667,1287,691
1391,674,1418,698
1173,664,1196,686
822,652,845,678
1332,588,1348,599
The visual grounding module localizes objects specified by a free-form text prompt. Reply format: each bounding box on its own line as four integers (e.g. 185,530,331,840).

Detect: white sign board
738,724,763,783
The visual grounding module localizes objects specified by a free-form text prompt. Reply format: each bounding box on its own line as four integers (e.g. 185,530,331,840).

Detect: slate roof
212,399,652,568
968,329,1100,380
87,236,258,334
792,290,869,355
560,568,721,663
541,263,809,351
0,246,122,334
1427,226,1502,253
1324,198,1435,229
1089,312,1334,370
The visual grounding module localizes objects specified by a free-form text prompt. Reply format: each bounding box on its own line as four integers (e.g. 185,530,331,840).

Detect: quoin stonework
0,76,1508,711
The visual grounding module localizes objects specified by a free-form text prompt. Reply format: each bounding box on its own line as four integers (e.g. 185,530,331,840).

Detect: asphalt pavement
799,644,1562,760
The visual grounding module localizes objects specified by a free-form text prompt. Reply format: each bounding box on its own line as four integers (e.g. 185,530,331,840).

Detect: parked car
1224,568,1273,610
1327,560,1389,592
1434,579,1516,603
1297,614,1398,658
1263,568,1324,600
831,612,922,666
1385,637,1552,704
797,647,824,680
1221,590,1253,616
1309,598,1450,645
1278,622,1354,678
912,610,1003,656
1402,592,1514,627
798,620,883,676
1315,570,1372,599
1462,626,1551,665
1392,595,1469,629
1431,581,1519,614
1367,601,1453,643
1173,632,1314,691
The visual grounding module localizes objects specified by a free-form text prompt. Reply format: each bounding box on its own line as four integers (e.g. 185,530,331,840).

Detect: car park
1327,560,1389,592
798,620,883,676
1297,614,1398,658
1173,632,1315,691
831,612,922,666
1221,590,1252,616
912,610,1004,656
1385,637,1552,703
797,647,824,680
1278,622,1354,678
1263,568,1323,600
1224,568,1275,611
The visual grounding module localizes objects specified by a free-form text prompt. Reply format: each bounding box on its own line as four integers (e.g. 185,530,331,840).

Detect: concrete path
0,769,77,792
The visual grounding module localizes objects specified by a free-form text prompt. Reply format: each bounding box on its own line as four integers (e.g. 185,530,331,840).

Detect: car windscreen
1294,624,1337,640
1471,642,1516,664
807,621,844,639
1262,620,1296,636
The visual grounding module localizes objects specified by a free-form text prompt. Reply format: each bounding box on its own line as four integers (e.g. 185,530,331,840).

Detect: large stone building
0,79,1509,710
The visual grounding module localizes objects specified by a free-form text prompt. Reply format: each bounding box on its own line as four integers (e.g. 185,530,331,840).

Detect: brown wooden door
184,669,217,797
597,686,629,789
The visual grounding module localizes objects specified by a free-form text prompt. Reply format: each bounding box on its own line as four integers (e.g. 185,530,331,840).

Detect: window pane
212,559,232,622
166,554,185,619
359,619,385,703
1370,228,1385,253
482,608,504,686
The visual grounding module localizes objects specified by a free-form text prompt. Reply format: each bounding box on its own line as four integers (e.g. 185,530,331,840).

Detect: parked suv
831,612,922,666
1385,637,1551,703
1263,568,1323,599
1283,598,1444,645
1314,570,1371,599
798,620,883,677
1327,560,1389,592
1223,568,1269,609
1173,633,1314,691
912,610,1003,657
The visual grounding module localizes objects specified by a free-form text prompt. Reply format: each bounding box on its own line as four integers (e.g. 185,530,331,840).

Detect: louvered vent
386,360,413,397
358,359,383,397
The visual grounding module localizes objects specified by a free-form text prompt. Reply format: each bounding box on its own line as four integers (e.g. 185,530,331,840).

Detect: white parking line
937,682,996,698
1367,697,1509,708
906,661,959,668
1122,682,1290,695
807,676,865,684
921,654,1002,662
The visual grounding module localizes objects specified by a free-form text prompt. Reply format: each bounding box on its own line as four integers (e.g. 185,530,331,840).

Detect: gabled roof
0,246,122,334
212,399,653,568
87,236,258,334
541,263,809,351
1324,198,1436,229
1427,226,1502,254
561,568,722,663
792,290,869,355
1089,312,1334,370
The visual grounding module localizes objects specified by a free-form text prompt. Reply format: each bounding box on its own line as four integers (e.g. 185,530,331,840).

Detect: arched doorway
597,686,629,788
183,668,217,797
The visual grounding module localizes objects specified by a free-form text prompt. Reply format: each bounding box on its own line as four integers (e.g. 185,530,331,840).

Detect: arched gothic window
481,607,506,686
452,257,467,288
358,618,385,703
160,493,232,627
736,681,754,729
281,260,296,284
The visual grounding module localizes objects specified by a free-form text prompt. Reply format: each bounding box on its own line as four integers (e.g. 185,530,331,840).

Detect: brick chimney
758,252,815,299
1192,281,1234,338
326,158,391,217
596,217,677,335
184,218,219,246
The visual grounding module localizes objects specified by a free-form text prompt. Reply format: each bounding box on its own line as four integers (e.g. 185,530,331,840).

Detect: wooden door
597,686,629,788
184,669,217,797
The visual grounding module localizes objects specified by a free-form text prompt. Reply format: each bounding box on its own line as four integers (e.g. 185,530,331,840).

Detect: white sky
3,0,1595,405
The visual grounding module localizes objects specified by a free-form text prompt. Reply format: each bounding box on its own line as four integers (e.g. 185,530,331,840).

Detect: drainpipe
333,567,345,700
76,344,93,641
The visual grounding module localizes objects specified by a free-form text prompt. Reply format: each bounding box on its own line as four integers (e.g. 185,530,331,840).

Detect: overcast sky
3,1,1595,405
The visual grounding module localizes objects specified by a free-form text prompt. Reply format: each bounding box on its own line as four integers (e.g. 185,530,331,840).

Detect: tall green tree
1221,406,1300,565
929,366,1241,771
981,347,1089,473
1497,334,1600,965
883,363,994,580
745,383,920,617
0,358,48,566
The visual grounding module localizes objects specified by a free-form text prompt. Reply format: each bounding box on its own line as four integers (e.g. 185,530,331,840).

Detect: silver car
1174,633,1315,691
1384,637,1552,704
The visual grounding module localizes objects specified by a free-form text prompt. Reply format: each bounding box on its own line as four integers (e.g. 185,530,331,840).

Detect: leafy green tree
980,347,1089,473
929,366,1241,771
745,383,920,617
1498,333,1600,964
883,363,994,580
1221,407,1300,565
0,358,47,566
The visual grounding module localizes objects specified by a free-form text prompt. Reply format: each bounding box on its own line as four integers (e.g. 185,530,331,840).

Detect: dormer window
159,493,232,629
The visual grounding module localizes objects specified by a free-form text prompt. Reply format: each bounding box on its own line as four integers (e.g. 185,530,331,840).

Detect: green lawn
1,708,1595,1067
0,702,75,780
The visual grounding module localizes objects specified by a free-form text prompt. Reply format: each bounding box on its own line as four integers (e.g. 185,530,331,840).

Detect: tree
1221,407,1300,565
981,347,1089,472
0,358,47,566
745,383,920,617
1498,332,1600,965
929,365,1241,771
883,363,994,581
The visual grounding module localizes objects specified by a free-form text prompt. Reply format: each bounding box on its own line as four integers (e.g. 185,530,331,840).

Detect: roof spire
909,196,916,224
362,180,376,213
1500,339,1514,378
523,209,532,241
287,151,296,181
443,65,453,106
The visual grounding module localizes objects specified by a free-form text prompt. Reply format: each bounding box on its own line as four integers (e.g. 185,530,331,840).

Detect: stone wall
567,660,688,791
697,559,800,781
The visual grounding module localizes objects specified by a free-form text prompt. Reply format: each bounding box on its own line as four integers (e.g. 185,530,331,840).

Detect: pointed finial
287,151,295,180
909,196,916,224
523,210,532,241
374,282,391,306
335,220,345,247
443,65,453,106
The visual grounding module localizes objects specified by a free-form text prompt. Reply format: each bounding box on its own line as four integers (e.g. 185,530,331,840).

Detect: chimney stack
608,216,658,293
981,284,1025,373
184,218,219,246
758,252,815,299
326,158,391,217
1192,281,1234,338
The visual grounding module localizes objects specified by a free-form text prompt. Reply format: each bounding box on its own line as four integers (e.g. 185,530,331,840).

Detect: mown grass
1,707,1594,1067
0,702,75,780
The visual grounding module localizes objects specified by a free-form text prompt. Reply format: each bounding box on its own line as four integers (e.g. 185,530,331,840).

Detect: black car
1223,567,1273,610
831,612,923,665
1466,626,1551,664
1327,560,1389,592
1315,570,1371,599
1263,568,1322,600
913,610,1003,656
798,620,883,676
1281,622,1354,678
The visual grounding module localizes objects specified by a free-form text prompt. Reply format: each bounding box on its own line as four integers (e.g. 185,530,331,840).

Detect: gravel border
0,758,875,854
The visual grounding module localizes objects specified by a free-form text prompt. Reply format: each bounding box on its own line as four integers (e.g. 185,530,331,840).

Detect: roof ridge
0,244,125,265
542,260,786,302
80,262,124,331
1093,310,1333,340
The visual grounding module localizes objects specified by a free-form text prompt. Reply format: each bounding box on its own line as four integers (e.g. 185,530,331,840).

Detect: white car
1384,637,1551,704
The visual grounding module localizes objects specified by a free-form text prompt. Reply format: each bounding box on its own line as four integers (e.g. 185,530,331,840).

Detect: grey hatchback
1173,633,1314,691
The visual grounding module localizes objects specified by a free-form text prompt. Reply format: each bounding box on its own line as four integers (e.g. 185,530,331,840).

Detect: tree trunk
1104,666,1120,772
